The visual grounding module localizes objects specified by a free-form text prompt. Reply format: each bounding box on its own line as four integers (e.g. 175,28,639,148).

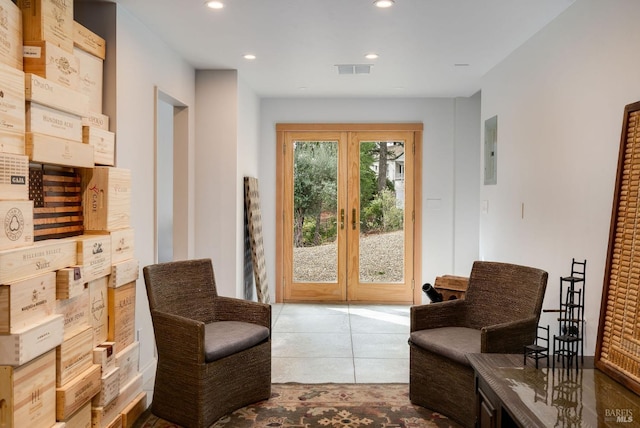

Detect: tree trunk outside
378,142,388,192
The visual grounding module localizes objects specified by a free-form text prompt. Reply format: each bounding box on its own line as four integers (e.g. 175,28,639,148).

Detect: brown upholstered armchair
143,258,272,428
408,261,548,427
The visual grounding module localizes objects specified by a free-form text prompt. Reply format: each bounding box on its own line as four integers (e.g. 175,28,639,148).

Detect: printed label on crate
0,314,64,365
89,277,108,346
55,288,90,340
0,0,23,70
25,73,89,117
0,271,55,334
27,102,82,142
23,46,42,58
82,112,109,131
0,63,25,135
0,200,34,250
0,152,29,200
0,237,76,284
0,350,57,428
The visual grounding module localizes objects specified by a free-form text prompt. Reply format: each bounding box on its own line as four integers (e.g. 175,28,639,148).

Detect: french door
276,124,422,303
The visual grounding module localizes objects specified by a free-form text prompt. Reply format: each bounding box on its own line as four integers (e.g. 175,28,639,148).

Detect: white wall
194,71,261,298
454,93,481,275
76,2,197,385
479,0,640,355
194,70,238,297
259,97,481,302
237,77,261,300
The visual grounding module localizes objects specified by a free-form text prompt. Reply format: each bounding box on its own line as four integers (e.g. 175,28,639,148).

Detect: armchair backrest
143,258,218,322
463,261,548,330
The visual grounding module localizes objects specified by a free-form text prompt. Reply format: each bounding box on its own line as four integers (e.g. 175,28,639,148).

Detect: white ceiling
102,0,576,98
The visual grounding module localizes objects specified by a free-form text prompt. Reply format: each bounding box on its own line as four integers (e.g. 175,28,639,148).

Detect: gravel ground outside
293,230,404,282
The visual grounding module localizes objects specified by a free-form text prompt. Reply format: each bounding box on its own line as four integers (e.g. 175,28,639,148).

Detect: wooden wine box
98,414,123,428
23,41,79,89
56,363,101,420
120,391,147,428
0,0,23,70
75,47,103,113
18,0,74,52
0,349,56,428
0,153,29,200
26,132,95,168
91,373,142,428
0,63,25,135
73,21,105,60
57,265,86,299
0,313,63,365
63,400,91,428
0,271,55,334
109,258,138,288
81,167,131,232
25,73,89,117
76,234,111,282
56,287,90,340
0,236,76,284
83,111,109,131
26,102,83,142
114,341,138,388
29,165,84,241
83,126,115,166
93,341,115,374
92,366,119,407
56,325,94,387
107,281,135,350
0,131,25,155
91,407,122,428
90,227,135,265
433,275,469,301
89,276,108,347
0,200,34,250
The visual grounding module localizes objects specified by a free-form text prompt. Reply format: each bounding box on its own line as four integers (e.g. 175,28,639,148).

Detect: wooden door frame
275,123,423,304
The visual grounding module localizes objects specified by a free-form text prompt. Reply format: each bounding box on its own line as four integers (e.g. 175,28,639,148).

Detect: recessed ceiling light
365,53,379,60
244,54,256,60
205,1,224,9
374,0,395,8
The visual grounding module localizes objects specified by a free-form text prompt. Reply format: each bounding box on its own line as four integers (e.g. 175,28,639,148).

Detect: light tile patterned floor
271,303,411,383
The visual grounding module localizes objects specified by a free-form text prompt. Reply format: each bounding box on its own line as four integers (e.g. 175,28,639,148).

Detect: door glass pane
359,141,404,283
293,141,338,282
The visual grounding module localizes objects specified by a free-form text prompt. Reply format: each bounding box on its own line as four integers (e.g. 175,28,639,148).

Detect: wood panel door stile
276,123,422,304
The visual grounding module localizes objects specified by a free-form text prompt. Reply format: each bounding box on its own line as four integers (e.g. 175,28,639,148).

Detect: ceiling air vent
336,64,372,75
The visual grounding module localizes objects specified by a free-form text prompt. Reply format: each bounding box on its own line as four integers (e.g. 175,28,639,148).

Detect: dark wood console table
468,353,640,427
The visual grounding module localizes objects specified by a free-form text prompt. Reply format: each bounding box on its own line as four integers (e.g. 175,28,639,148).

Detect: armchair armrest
151,309,206,364
481,316,539,353
212,296,271,329
410,299,467,332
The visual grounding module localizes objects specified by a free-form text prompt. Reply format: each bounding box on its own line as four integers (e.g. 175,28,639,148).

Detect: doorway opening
276,123,423,304
154,88,189,263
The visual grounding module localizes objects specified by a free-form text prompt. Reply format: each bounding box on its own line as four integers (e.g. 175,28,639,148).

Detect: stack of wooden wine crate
0,1,146,427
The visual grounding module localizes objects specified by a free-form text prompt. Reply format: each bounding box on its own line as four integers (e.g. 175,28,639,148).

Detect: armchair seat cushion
410,327,481,366
204,321,270,362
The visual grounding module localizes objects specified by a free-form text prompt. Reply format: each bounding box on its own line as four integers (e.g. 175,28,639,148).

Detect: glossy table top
468,354,640,427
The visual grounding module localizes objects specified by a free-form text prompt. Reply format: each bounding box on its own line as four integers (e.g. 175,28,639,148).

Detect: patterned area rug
133,383,462,427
